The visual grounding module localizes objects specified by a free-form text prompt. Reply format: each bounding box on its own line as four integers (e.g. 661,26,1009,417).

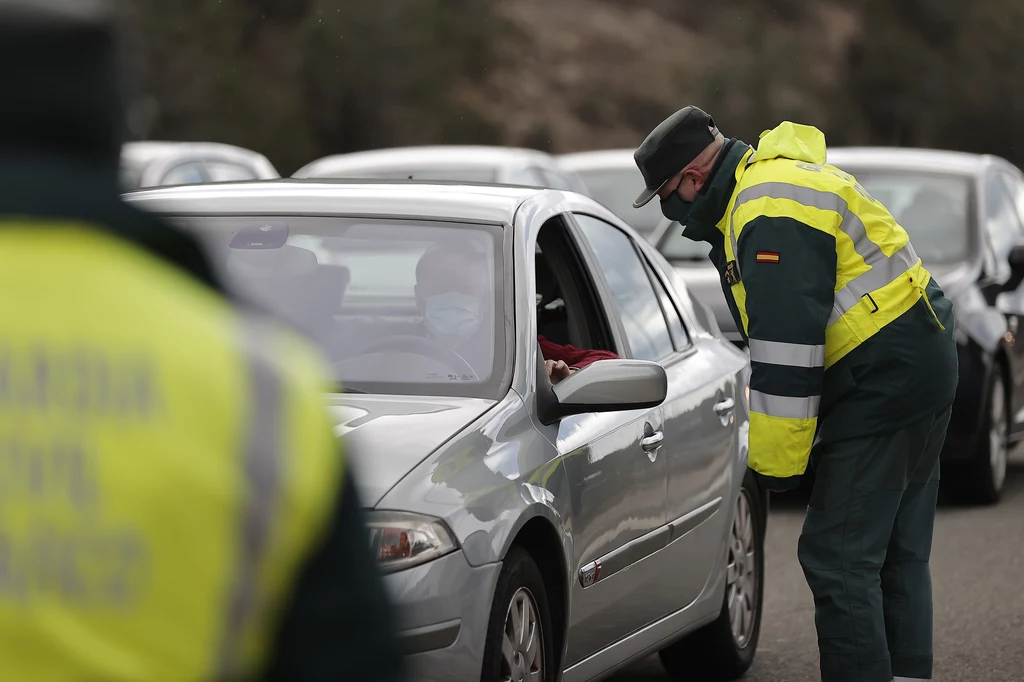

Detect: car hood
325,394,496,506
672,262,742,340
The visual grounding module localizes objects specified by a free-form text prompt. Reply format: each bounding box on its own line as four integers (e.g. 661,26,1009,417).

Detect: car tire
481,546,555,682
954,371,1008,505
658,475,765,682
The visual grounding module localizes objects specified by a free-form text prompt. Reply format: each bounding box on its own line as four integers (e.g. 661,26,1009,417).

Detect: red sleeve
537,335,619,369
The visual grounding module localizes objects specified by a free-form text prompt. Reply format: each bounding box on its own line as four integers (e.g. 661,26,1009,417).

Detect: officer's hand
546,359,573,385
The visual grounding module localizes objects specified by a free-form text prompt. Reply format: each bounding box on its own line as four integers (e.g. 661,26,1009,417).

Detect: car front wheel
481,547,555,682
954,371,1008,504
658,474,765,681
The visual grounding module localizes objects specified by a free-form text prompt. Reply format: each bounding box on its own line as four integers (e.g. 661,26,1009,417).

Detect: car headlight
366,511,458,573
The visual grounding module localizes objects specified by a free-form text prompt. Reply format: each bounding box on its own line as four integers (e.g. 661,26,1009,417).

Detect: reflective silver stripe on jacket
727,181,919,325
828,242,918,325
748,339,824,368
217,315,285,678
749,390,820,420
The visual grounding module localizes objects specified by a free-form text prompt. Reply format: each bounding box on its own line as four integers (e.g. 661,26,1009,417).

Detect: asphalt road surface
612,452,1024,682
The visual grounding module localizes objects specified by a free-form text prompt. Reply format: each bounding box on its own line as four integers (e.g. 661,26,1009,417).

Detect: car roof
122,141,272,166
294,145,558,178
557,149,637,171
123,179,549,225
825,146,998,175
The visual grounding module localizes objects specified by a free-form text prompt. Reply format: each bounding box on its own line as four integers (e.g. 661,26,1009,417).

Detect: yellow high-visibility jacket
0,216,343,680
680,123,958,488
0,8,402,679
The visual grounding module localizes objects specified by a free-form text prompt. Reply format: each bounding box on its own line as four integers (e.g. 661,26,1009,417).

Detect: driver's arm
538,335,619,370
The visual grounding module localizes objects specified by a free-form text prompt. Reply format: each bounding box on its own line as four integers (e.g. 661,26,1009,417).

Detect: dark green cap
633,106,719,208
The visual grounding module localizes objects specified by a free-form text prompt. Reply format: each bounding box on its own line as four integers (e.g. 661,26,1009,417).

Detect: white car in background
294,145,589,194
120,141,279,190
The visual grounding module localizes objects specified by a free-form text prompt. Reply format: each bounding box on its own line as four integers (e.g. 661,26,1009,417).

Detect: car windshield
575,168,665,237
174,216,507,399
845,171,972,264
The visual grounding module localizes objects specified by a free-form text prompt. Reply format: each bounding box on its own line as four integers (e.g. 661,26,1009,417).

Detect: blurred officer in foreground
634,107,958,682
0,2,404,680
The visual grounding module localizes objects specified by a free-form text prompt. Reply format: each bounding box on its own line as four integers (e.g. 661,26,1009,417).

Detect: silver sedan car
125,180,763,682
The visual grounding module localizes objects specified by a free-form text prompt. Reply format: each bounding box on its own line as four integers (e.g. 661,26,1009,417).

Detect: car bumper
384,550,502,682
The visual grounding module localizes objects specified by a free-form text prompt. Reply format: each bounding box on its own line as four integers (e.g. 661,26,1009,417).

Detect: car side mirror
1009,245,1024,272
537,359,667,425
1005,245,1024,291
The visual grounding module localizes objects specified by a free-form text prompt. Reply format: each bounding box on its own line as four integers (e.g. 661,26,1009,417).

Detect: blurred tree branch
117,0,1024,173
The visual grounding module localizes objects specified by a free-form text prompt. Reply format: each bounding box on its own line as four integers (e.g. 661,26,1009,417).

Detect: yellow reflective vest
0,221,343,680
684,123,956,484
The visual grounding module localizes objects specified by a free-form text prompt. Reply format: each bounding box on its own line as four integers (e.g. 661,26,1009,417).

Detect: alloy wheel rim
990,376,1008,493
726,489,758,649
501,587,543,682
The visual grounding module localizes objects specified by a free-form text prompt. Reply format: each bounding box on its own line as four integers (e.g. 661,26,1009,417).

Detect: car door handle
714,398,735,414
640,431,664,452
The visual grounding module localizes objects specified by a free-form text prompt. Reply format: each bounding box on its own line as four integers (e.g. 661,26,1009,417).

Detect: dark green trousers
798,406,951,682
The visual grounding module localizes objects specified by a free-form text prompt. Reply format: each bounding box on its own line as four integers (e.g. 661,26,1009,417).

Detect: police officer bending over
634,106,958,682
0,2,404,680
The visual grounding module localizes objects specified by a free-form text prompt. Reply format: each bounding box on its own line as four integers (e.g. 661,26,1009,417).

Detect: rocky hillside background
120,0,1024,174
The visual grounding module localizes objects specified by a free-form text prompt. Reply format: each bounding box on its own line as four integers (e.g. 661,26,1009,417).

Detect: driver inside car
415,244,618,384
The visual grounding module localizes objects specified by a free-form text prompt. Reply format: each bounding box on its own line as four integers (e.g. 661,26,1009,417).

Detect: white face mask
424,292,482,346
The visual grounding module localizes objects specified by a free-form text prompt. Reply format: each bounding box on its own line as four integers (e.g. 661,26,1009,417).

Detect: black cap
633,106,719,208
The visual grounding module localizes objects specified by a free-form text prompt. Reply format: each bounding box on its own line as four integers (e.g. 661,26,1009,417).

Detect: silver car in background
120,141,279,190
294,145,589,194
125,180,763,682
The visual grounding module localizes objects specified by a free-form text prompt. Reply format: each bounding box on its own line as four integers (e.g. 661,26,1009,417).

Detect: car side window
574,214,676,361
985,173,1024,279
645,257,690,350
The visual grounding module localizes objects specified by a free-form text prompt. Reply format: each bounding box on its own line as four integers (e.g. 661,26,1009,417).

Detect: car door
574,213,739,613
533,217,669,665
992,171,1024,435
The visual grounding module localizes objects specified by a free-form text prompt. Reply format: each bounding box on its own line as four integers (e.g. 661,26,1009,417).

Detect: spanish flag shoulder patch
755,251,780,264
